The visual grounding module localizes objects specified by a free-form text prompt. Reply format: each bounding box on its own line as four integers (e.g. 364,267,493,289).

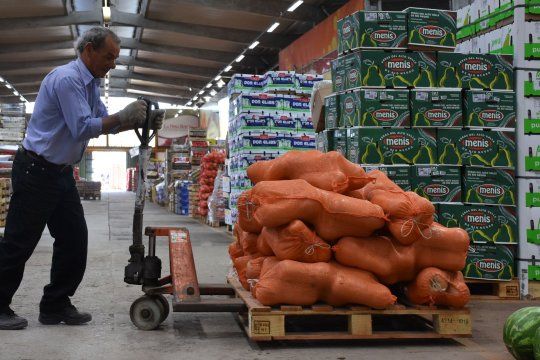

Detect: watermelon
534,327,540,360
504,307,540,360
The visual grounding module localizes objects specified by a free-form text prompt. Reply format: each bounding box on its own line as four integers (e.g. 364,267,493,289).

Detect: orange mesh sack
246,256,267,281
237,190,263,233
253,260,396,308
247,150,373,193
353,170,403,199
405,268,470,308
237,227,258,255
333,223,470,285
256,231,274,256
228,240,243,260
261,220,332,263
249,179,386,243
233,255,252,290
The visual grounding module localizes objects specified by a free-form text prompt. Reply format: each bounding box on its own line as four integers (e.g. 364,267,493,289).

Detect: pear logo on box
424,109,450,122
460,134,493,153
382,133,414,151
476,184,504,198
478,110,504,123
463,209,495,229
419,25,446,39
476,258,504,272
423,184,450,196
373,109,398,122
371,30,397,43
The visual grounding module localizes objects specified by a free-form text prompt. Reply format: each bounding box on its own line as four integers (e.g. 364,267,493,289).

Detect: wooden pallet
227,276,472,342
466,278,520,300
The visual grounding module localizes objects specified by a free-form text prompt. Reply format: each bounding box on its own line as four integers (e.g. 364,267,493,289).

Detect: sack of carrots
230,150,470,309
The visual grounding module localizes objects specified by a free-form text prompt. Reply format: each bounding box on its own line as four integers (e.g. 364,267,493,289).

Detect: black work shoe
39,305,92,325
0,307,28,330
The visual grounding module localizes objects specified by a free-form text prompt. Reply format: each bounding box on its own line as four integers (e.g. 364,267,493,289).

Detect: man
0,27,164,329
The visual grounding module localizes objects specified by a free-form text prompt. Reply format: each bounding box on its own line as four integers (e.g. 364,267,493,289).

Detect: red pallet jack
124,99,245,330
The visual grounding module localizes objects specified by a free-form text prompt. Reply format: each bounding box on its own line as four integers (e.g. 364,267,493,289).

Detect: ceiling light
210,89,217,96
189,87,192,92
267,22,280,33
287,1,303,12
192,96,198,101
235,54,245,63
19,96,25,102
198,90,204,95
249,41,260,49
174,114,179,118
224,65,233,72
5,84,11,89
13,91,19,96
206,83,212,88
204,96,211,102
102,6,111,22
217,79,225,88
214,75,222,81
0,77,4,83
187,101,192,106
105,77,109,85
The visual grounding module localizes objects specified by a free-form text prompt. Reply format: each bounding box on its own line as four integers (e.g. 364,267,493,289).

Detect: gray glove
118,100,147,128
148,109,165,130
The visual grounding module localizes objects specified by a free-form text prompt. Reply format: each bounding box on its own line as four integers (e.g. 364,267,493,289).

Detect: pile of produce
503,307,540,360
197,151,225,216
229,150,470,309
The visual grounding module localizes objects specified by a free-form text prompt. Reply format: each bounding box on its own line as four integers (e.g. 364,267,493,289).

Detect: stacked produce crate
456,0,539,298
321,8,519,289
0,178,11,227
225,71,323,226
0,103,25,178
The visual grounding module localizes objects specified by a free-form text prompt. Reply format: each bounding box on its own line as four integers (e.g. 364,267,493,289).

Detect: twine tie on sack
305,243,331,256
400,218,433,239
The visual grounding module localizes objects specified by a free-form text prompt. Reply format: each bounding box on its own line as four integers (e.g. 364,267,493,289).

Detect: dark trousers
0,149,88,312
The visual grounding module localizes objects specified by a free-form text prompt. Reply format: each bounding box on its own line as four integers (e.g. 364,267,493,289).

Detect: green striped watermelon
503,307,540,360
534,327,540,360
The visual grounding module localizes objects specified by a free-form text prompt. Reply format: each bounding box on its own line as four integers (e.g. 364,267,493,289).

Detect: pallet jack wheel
130,295,164,330
151,294,170,323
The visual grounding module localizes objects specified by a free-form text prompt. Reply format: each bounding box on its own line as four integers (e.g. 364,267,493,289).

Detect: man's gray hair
76,27,120,55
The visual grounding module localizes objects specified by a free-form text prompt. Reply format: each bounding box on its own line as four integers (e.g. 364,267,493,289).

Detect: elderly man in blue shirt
0,27,165,329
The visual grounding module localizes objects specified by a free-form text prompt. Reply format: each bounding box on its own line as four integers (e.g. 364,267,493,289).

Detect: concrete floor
2,192,537,360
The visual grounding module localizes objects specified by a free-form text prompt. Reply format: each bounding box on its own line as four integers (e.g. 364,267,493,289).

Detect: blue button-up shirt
23,58,104,165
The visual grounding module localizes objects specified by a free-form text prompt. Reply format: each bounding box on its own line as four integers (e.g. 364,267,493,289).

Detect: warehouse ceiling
0,0,349,106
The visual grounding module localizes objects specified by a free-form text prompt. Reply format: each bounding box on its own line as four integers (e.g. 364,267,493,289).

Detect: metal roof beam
0,11,102,31
104,89,190,105
108,80,193,98
0,40,75,55
115,56,216,78
110,7,293,46
109,70,207,90
0,58,75,72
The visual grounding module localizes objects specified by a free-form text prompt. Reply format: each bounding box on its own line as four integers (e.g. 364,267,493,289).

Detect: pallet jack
124,98,245,330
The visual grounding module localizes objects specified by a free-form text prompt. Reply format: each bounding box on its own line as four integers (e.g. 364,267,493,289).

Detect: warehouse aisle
0,192,529,360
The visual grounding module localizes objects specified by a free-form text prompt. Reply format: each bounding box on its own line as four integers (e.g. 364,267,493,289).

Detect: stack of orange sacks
197,151,225,217
228,150,471,309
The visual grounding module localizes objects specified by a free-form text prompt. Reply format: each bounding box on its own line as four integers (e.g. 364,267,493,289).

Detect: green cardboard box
405,7,457,50
359,89,410,127
316,130,334,153
340,90,362,127
438,204,517,244
362,165,411,190
333,128,348,158
331,57,346,93
411,88,462,127
437,52,513,90
343,51,362,90
412,165,462,203
357,11,407,48
464,90,515,129
349,128,436,165
463,244,515,280
360,50,436,88
324,94,340,129
337,14,360,54
437,129,516,168
463,167,516,206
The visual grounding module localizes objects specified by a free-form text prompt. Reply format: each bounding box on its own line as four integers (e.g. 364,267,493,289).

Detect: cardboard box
463,244,516,280
343,51,362,90
281,95,310,113
518,177,540,208
411,88,462,127
438,203,518,244
437,129,516,168
227,73,264,96
359,89,410,127
514,9,540,68
340,89,362,127
295,74,324,94
338,13,360,54
324,94,340,129
412,165,462,203
517,95,540,134
464,90,516,129
516,134,540,177
232,93,281,115
264,71,296,93
437,52,513,90
362,165,412,190
316,130,335,152
360,50,436,88
334,128,348,158
331,57,346,93
347,128,437,165
516,69,540,97
519,207,540,246
463,167,516,206
405,7,457,50
356,11,407,48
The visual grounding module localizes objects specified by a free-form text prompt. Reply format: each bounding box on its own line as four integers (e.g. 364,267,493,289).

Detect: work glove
118,100,147,128
147,109,165,130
